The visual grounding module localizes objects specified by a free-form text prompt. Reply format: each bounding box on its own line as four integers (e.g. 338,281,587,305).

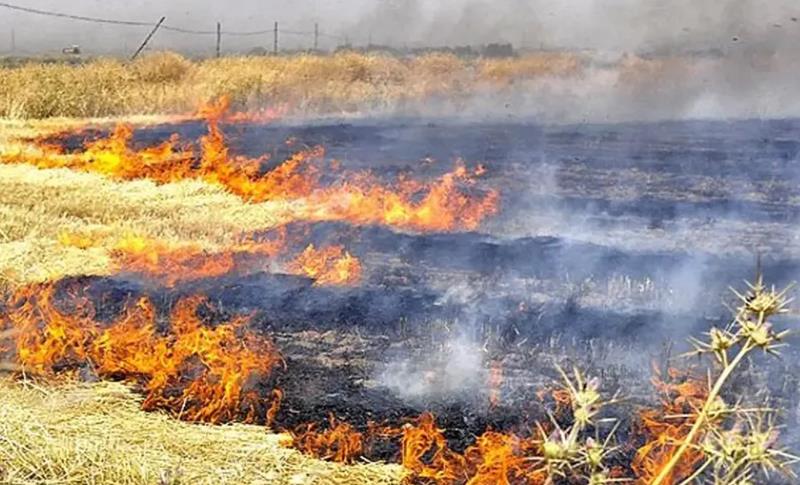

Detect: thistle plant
535,366,626,484
651,273,795,485
697,412,798,483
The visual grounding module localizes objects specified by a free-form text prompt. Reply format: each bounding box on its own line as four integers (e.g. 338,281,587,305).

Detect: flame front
109,233,288,287
1,98,499,233
1,283,283,424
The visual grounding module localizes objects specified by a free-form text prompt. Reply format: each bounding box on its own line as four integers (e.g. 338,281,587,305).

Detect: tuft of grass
131,51,194,85
0,378,403,484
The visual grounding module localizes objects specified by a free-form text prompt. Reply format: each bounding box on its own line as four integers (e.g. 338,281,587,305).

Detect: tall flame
1,283,283,424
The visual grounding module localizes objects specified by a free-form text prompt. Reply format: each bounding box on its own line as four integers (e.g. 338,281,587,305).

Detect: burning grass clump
0,378,403,485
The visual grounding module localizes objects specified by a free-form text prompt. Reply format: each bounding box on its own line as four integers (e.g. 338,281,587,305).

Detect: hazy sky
1,0,798,55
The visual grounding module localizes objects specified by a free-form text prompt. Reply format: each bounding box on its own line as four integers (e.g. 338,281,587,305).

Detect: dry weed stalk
651,273,797,484
534,366,626,484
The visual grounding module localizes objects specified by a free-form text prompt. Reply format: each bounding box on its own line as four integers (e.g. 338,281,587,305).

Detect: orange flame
287,244,363,286
109,234,287,287
392,413,468,483
465,432,544,485
291,414,365,464
198,96,288,125
298,163,499,232
376,413,544,485
632,368,708,484
58,231,363,287
2,99,499,233
1,283,283,424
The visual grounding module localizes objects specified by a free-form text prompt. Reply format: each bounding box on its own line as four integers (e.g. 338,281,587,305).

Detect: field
1,53,799,484
0,51,581,119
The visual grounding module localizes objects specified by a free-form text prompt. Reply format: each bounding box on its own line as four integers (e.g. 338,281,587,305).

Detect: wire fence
0,1,346,56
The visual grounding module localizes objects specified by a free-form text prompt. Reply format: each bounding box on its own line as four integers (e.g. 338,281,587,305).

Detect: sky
0,0,798,55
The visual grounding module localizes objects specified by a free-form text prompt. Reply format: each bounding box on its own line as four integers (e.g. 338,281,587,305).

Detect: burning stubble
1,58,800,484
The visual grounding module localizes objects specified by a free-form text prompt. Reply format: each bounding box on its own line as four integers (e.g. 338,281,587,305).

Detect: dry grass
0,162,306,287
0,51,583,119
0,378,403,484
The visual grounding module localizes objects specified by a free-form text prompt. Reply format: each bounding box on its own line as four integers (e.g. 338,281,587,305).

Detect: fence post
216,22,221,58
273,21,278,55
131,16,166,61
314,23,319,51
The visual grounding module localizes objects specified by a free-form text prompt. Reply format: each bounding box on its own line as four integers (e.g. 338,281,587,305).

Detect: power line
0,1,345,39
0,1,152,27
0,0,347,47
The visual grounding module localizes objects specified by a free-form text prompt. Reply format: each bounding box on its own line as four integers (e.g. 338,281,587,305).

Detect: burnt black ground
36,117,800,473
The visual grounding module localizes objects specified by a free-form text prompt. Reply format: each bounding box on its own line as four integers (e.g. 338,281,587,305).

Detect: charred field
2,109,800,484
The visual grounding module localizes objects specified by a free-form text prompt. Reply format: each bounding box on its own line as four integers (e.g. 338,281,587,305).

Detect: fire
379,413,543,485
465,432,543,485
287,244,363,286
17,123,198,183
298,163,499,232
1,99,499,233
57,231,97,250
1,283,283,424
632,368,709,484
391,412,469,483
110,234,287,287
59,231,364,287
290,414,365,464
112,236,236,286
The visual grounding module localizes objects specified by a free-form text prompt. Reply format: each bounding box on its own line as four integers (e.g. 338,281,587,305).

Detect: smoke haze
1,0,798,54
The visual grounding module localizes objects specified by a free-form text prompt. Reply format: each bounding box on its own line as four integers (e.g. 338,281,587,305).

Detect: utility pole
273,21,278,55
131,16,166,61
10,29,15,53
314,22,319,51
216,22,221,58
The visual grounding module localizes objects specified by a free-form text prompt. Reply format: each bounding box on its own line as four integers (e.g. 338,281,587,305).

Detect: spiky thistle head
556,366,611,428
700,412,798,483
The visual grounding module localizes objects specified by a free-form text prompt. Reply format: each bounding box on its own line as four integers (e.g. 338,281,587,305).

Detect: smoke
3,0,798,54
378,335,487,403
3,1,798,121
